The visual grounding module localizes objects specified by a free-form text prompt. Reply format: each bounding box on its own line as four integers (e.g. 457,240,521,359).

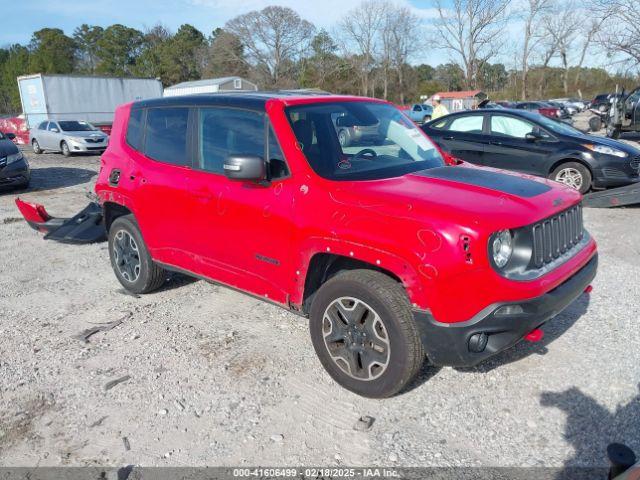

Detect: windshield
58,121,96,132
534,114,584,136
286,101,444,181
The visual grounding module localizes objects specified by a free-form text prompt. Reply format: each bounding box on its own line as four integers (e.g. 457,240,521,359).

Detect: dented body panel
94,94,597,325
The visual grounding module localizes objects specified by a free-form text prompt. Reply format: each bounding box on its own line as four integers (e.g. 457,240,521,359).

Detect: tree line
1,0,639,115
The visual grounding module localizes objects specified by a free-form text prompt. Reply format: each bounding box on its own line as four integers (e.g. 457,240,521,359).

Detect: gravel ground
0,128,639,469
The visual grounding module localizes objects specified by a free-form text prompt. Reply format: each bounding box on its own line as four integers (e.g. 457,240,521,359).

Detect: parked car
590,93,624,112
30,120,109,156
515,101,572,124
550,98,585,112
548,100,577,116
332,112,382,147
403,103,433,124
95,93,597,398
423,109,640,193
0,131,30,189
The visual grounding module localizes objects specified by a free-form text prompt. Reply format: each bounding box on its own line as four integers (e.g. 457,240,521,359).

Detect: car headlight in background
69,137,86,143
582,144,628,158
491,229,513,268
6,152,24,164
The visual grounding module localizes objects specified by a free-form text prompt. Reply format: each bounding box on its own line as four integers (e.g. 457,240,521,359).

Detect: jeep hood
331,165,581,233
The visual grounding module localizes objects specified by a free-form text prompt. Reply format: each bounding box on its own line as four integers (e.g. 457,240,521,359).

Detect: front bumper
0,157,30,188
414,254,598,367
67,138,108,153
592,155,640,188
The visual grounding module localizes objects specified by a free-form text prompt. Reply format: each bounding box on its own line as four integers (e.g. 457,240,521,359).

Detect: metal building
163,77,258,97
17,74,163,130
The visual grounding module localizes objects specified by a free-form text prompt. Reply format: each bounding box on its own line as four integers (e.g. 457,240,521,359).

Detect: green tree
0,45,31,113
202,28,248,79
134,24,172,79
158,24,206,85
29,28,76,73
96,24,144,76
73,24,104,73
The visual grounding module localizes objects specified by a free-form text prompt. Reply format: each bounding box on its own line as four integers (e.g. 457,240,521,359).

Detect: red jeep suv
95,93,597,398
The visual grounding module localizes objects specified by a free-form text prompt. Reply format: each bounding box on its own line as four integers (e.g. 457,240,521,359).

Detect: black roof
133,90,334,111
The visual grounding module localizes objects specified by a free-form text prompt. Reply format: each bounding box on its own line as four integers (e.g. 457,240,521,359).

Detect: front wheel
108,215,166,294
61,141,71,157
338,129,350,147
550,162,592,194
32,139,42,154
309,270,424,398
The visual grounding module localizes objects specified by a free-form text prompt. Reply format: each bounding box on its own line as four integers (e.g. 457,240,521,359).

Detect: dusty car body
29,120,109,156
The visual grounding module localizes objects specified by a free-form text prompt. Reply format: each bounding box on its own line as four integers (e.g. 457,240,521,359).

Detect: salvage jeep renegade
95,93,598,398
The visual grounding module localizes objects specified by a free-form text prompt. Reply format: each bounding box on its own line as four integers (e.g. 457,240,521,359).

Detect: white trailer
17,74,163,131
163,76,258,97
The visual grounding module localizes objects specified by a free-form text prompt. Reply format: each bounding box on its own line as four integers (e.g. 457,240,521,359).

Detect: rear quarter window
143,107,190,166
126,108,145,151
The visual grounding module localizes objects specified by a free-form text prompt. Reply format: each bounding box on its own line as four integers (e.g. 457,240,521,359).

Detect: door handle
443,136,455,140
489,140,503,145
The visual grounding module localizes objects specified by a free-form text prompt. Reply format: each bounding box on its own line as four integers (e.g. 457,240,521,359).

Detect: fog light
468,332,488,353
495,305,524,316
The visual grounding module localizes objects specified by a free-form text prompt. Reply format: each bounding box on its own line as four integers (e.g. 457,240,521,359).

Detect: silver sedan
30,120,109,156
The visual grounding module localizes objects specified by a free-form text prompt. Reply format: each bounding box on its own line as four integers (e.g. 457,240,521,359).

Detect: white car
30,120,109,156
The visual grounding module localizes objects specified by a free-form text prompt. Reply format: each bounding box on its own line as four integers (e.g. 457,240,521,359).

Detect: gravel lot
1,121,639,469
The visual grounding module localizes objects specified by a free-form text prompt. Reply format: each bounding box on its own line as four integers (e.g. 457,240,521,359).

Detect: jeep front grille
531,204,584,268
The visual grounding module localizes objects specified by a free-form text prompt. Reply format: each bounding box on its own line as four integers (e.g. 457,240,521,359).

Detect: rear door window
38,121,48,130
447,115,484,134
126,108,145,152
144,107,190,166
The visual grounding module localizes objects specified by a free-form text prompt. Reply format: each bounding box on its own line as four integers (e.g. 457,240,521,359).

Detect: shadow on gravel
454,292,591,374
541,384,640,476
0,167,97,195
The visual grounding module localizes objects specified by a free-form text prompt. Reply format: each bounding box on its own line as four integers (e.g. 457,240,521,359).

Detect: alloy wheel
555,167,583,190
113,230,141,282
322,297,391,381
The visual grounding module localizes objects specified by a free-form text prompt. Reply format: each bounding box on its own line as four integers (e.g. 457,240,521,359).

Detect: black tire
309,269,424,398
588,116,602,132
32,139,42,154
550,161,592,194
108,215,166,294
61,141,71,157
606,124,621,139
338,129,350,147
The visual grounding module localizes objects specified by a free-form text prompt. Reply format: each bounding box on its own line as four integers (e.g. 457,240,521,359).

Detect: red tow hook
584,285,593,294
524,328,544,343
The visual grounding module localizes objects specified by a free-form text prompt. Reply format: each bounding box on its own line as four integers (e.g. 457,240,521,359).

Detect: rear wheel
550,162,592,194
61,141,71,157
108,215,166,294
32,139,42,154
309,269,424,398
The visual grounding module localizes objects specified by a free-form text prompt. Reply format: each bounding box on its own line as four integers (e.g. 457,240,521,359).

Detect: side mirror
51,128,59,133
5,132,16,140
525,131,541,142
223,155,267,182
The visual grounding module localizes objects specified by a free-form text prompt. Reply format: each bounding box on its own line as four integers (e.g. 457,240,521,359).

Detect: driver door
483,114,557,175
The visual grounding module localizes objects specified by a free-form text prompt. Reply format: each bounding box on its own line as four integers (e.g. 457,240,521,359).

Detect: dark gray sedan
0,131,30,189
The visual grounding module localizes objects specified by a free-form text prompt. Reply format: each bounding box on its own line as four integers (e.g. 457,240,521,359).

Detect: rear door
483,113,557,175
127,106,197,268
427,113,487,165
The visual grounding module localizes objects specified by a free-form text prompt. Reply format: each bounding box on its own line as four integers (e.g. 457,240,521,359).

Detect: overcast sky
0,0,606,70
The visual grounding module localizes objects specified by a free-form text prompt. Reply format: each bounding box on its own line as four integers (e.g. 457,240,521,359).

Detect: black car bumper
0,157,30,188
413,254,597,367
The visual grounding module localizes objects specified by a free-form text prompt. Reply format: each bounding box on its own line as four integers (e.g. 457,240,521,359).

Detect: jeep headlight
6,152,24,164
491,229,513,268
